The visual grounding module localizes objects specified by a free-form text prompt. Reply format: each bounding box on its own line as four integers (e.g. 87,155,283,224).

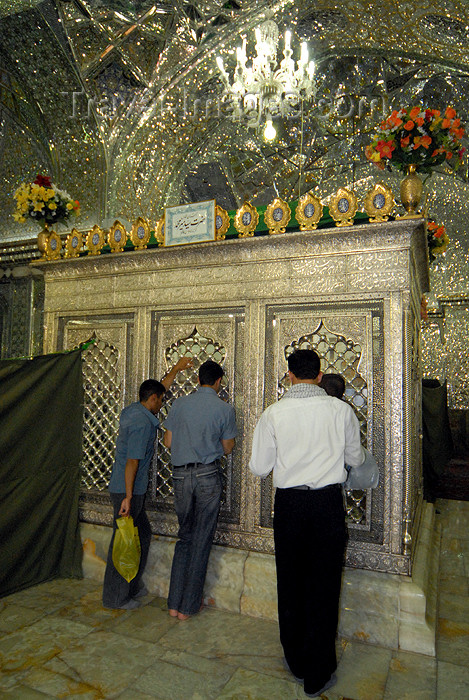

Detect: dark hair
287,349,320,379
199,360,224,386
320,373,345,399
139,379,165,402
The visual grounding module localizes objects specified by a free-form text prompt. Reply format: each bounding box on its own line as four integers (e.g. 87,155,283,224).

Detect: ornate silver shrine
35,218,428,576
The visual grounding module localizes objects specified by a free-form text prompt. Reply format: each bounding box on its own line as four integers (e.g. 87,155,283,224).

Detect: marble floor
1,499,468,700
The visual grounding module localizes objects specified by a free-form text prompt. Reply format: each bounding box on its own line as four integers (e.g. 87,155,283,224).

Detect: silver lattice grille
80,338,121,490
152,327,230,499
280,322,368,525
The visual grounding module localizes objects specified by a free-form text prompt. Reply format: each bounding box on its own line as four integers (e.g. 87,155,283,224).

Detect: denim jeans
102,492,151,608
168,462,222,616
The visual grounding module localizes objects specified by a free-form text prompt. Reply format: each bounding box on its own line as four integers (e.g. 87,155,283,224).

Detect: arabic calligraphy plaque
164,200,216,247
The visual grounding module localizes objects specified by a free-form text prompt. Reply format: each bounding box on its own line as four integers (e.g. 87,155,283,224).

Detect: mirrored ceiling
0,0,468,297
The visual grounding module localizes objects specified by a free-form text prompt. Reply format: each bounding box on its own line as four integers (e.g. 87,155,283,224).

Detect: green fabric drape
422,378,454,501
0,349,84,597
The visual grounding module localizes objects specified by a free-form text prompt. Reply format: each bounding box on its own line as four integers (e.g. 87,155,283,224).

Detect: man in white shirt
249,349,364,698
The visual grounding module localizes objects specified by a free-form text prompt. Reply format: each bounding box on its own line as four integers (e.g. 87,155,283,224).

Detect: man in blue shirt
103,357,191,610
163,360,237,620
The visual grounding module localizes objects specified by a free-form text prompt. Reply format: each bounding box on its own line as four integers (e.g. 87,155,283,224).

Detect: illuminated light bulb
284,30,291,50
264,119,276,141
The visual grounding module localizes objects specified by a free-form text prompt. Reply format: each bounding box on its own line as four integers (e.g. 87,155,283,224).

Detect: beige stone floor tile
438,591,469,624
115,691,163,700
0,669,30,691
0,687,51,698
148,596,169,611
133,653,235,699
438,549,466,577
42,655,86,681
0,603,45,634
5,579,98,605
331,641,391,700
54,588,128,629
0,616,94,672
158,607,282,660
383,650,436,699
437,660,469,700
214,667,302,700
104,601,179,642
437,618,469,667
20,665,101,699
55,629,162,696
438,573,469,596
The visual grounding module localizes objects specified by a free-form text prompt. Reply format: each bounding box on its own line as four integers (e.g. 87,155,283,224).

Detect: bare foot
168,608,178,617
177,612,191,620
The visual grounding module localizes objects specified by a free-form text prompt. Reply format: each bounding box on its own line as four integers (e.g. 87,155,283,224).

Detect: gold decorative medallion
215,205,230,240
364,183,394,222
329,188,358,227
265,198,291,234
108,220,127,252
155,216,165,245
295,192,323,230
37,223,50,258
64,228,82,258
45,230,62,260
86,225,105,255
130,217,150,249
234,202,259,237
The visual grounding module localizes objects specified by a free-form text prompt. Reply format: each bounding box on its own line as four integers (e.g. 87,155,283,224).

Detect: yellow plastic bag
112,516,141,582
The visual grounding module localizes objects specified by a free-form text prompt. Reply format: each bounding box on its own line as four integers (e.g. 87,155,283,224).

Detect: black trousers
273,485,347,696
102,492,152,608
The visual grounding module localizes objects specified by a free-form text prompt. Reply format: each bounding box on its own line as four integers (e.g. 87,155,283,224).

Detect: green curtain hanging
0,349,84,597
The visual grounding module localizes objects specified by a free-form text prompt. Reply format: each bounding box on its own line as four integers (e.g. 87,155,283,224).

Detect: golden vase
400,164,423,218
37,222,50,257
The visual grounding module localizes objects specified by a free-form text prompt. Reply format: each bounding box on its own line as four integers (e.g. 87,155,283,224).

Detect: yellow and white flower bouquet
13,174,80,227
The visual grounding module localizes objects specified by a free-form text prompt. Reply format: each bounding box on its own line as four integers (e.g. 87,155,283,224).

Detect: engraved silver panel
152,327,229,501
279,321,369,525
262,301,385,554
148,309,245,538
79,338,121,490
37,221,426,575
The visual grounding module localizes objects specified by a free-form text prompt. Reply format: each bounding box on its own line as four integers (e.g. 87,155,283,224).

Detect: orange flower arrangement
366,106,465,173
427,220,449,262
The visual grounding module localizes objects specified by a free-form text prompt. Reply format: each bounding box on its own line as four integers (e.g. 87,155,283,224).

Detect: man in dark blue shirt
163,360,237,620
103,357,191,610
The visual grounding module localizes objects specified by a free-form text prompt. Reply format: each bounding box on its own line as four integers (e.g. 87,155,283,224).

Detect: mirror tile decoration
1,0,468,421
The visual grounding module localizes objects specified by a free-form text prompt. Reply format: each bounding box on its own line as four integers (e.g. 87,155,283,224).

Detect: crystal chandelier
216,19,316,140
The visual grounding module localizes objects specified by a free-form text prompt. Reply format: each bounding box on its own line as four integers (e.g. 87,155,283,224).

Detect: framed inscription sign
164,200,216,247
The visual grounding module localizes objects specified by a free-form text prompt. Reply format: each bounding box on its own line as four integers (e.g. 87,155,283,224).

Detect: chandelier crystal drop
216,19,316,132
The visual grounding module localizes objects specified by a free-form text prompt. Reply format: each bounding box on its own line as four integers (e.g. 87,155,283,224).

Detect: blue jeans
168,462,222,615
102,492,151,608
